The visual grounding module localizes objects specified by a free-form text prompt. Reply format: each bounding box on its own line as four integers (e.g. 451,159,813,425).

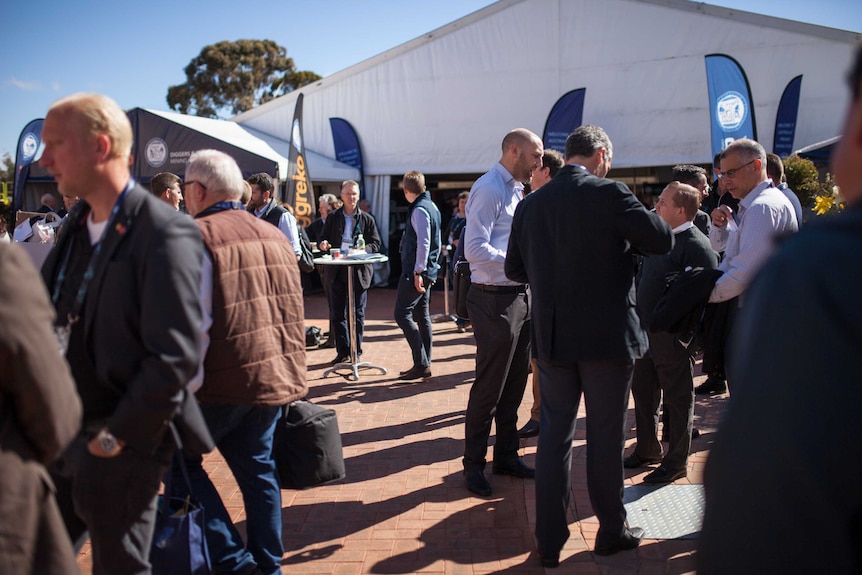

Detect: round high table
314,253,389,381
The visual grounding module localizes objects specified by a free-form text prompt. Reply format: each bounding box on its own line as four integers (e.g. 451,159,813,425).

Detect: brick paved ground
77,285,726,574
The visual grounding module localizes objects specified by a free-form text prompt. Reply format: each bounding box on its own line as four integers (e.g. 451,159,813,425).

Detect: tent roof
144,108,359,182
233,0,860,174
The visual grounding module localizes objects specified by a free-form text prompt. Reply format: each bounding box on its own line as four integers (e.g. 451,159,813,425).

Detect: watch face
99,431,118,453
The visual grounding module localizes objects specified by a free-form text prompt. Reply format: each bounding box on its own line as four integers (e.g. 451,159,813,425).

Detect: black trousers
535,358,635,557
462,286,530,472
631,330,695,471
52,433,170,575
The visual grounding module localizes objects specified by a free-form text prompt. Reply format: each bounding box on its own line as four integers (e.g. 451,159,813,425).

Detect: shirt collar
740,179,775,210
493,162,524,195
672,221,694,234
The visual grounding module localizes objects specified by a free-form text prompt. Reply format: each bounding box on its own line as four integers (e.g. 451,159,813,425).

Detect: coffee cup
331,248,341,259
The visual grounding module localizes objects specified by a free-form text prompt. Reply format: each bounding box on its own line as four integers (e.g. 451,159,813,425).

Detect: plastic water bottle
355,233,366,251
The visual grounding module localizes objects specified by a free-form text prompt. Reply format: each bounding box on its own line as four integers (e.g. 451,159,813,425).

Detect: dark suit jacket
319,208,382,289
505,164,674,362
42,185,213,455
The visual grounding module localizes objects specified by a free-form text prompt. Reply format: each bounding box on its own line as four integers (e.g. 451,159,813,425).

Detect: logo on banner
291,119,303,150
145,138,168,167
21,133,40,160
716,91,747,132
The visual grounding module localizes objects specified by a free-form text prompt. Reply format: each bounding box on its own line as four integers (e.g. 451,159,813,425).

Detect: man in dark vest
247,172,302,260
394,170,442,381
177,149,308,575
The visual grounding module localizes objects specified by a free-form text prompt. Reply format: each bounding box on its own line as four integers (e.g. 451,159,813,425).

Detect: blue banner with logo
286,93,316,227
705,54,757,159
773,75,802,158
329,117,365,196
542,88,586,153
12,119,44,212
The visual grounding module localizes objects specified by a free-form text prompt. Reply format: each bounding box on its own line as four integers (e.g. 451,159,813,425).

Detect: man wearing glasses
706,139,797,393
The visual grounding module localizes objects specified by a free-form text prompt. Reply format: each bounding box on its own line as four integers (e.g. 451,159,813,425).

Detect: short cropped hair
49,92,133,160
542,149,565,177
186,149,245,201
671,165,707,187
565,125,613,160
151,172,182,197
248,172,275,194
458,191,470,201
667,182,702,220
403,170,426,194
721,138,766,164
765,153,785,183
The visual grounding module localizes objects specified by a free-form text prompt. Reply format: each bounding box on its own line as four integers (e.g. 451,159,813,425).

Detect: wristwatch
96,428,120,455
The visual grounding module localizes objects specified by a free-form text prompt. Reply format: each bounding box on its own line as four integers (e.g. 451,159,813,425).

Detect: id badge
54,315,78,356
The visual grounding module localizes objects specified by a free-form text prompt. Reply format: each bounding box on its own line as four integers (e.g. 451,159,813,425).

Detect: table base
323,361,388,382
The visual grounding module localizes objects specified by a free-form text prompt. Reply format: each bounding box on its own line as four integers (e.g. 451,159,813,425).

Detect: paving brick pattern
76,286,726,574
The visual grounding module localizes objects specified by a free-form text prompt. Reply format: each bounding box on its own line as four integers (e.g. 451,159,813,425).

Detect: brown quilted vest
195,209,307,405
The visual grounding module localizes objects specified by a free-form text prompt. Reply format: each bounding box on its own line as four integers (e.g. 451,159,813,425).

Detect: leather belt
474,283,527,294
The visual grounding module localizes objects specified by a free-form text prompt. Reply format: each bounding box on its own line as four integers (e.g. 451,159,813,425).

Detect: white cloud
9,77,43,91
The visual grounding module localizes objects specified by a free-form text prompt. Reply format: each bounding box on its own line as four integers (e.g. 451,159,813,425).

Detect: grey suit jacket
42,185,213,455
506,164,674,362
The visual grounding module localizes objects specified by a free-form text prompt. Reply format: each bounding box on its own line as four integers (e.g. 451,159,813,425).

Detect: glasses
717,159,756,180
180,180,207,191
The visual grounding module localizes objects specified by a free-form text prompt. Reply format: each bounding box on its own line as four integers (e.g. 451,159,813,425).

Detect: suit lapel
83,186,143,333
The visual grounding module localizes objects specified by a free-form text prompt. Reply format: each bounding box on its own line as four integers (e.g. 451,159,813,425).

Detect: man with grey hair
176,149,307,575
461,128,543,499
40,92,210,573
705,138,797,393
506,125,673,564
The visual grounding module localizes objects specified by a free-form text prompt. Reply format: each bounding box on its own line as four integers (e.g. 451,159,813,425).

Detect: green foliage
0,153,13,182
783,155,820,207
167,39,321,119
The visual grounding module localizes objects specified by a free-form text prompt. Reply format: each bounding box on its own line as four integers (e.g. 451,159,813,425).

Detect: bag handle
159,422,196,516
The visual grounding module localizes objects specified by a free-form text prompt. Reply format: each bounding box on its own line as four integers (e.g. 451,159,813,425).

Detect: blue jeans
172,404,283,575
393,273,432,369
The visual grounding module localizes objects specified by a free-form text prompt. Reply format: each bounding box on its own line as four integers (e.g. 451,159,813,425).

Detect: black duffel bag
272,400,346,489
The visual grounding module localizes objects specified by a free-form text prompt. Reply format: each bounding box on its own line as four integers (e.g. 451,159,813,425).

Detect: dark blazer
319,207,382,289
42,185,213,455
505,164,674,362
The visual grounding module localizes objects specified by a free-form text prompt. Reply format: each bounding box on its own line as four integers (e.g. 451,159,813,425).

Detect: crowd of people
1,42,860,574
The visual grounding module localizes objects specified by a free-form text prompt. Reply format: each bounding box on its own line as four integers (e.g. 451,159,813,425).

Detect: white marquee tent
234,0,861,241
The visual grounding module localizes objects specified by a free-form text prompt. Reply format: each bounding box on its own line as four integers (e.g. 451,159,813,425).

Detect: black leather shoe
330,355,350,365
643,465,686,484
397,366,431,381
517,419,540,438
623,453,662,469
695,377,727,395
594,526,644,556
539,553,559,568
492,458,535,478
465,470,492,497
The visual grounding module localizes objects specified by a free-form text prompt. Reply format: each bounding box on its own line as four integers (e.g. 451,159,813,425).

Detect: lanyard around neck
51,183,133,323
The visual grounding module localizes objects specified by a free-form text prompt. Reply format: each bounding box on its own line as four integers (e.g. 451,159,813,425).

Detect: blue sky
2,0,860,160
